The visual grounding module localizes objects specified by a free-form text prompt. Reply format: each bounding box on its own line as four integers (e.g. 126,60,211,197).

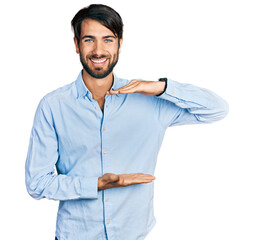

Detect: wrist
156,78,167,96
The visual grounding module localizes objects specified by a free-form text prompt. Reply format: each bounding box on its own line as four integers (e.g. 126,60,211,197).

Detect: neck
82,70,114,100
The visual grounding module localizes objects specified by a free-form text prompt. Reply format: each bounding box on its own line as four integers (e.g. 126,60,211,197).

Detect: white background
0,0,253,239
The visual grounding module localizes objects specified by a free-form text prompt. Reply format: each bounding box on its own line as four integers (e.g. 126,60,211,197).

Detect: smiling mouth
90,58,108,64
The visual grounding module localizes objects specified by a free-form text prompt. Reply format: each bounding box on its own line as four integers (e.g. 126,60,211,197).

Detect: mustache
87,54,110,59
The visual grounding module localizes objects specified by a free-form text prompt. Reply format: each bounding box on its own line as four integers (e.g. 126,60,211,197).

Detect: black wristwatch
156,78,168,96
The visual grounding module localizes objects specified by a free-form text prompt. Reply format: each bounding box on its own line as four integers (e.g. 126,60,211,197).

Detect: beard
79,49,119,79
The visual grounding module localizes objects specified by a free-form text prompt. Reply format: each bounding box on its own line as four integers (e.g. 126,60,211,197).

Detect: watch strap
156,78,168,96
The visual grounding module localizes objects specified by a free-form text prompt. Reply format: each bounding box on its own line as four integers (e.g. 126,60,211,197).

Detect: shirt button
89,93,92,98
104,151,108,155
105,198,109,202
95,106,99,110
103,127,106,131
107,221,110,225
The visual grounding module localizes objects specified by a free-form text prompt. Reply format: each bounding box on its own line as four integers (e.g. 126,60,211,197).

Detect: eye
104,39,113,43
84,39,93,42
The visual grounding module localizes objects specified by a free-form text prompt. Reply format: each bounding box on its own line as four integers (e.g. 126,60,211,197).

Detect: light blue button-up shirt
25,71,228,240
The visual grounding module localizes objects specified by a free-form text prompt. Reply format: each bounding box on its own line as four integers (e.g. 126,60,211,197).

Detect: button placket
100,97,113,230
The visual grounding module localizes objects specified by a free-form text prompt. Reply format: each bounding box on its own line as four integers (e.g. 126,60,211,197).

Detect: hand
106,80,165,96
98,173,156,190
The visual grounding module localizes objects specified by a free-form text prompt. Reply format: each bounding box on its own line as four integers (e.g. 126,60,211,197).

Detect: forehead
80,19,115,37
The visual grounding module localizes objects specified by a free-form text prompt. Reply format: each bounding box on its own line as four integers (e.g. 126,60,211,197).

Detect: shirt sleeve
155,78,229,128
25,97,98,201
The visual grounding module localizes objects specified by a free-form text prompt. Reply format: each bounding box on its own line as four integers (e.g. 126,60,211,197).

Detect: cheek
109,45,120,56
79,44,93,56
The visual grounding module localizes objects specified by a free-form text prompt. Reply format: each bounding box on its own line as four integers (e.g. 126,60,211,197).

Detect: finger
140,175,156,180
126,174,156,184
117,81,139,90
118,80,138,88
106,90,117,95
117,84,140,94
102,173,119,183
117,81,140,91
108,176,154,187
103,182,120,189
129,178,154,185
107,81,139,95
133,173,156,179
110,81,137,92
139,179,154,183
136,175,156,181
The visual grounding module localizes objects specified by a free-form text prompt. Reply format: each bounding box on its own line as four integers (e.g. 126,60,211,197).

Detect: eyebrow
81,35,116,40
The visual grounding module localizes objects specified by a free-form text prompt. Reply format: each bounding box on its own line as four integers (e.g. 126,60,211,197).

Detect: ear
74,37,80,54
118,38,123,53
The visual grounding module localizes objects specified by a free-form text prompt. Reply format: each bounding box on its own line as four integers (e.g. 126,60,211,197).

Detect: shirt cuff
156,78,183,104
80,176,98,199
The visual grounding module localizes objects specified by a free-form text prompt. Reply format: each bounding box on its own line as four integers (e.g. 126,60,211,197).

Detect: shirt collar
75,70,121,99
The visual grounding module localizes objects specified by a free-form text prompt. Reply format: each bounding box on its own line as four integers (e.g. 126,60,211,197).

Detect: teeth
91,58,107,63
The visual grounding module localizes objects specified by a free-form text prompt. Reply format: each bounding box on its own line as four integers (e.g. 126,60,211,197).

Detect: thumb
103,173,119,183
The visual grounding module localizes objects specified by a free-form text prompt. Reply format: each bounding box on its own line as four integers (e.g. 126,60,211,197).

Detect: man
25,4,228,240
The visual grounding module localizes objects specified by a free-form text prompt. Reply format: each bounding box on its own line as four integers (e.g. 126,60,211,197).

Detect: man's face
74,19,123,79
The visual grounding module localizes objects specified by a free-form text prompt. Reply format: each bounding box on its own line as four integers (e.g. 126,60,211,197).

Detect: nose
93,40,104,56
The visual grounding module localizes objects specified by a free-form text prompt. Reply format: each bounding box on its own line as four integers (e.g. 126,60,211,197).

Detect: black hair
71,4,123,44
